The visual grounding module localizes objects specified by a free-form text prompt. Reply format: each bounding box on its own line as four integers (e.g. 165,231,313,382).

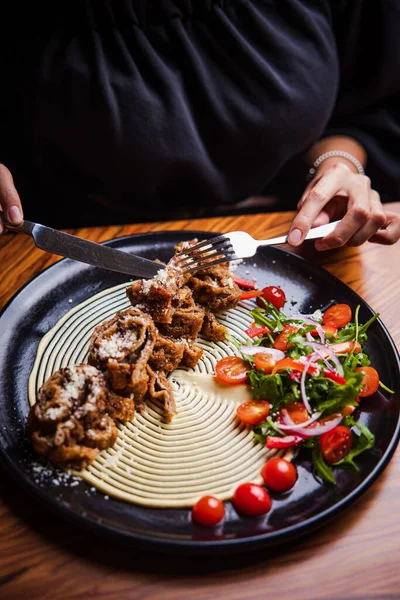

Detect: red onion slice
306,341,344,377
290,314,326,344
300,352,320,414
240,346,285,360
279,409,322,430
282,413,343,438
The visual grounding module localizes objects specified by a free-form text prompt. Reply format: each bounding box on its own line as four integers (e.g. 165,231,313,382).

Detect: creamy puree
169,370,254,404
28,282,292,508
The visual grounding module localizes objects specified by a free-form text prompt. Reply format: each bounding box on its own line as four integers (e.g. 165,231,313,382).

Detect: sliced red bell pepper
240,290,263,300
244,324,271,338
233,275,256,289
266,435,304,448
323,369,347,385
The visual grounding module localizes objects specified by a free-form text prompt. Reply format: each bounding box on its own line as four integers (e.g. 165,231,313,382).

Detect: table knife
0,212,165,279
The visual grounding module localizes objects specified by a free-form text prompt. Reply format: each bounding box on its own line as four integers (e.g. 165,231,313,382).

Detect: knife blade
0,212,165,279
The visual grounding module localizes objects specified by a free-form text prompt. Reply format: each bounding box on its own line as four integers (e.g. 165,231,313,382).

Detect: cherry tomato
256,286,286,310
240,290,263,300
254,352,277,374
320,425,352,464
261,457,297,492
319,405,355,424
192,496,225,526
273,325,299,351
236,400,270,425
232,482,272,516
271,358,319,376
276,401,309,424
355,366,380,397
215,356,249,385
322,303,352,328
310,323,338,338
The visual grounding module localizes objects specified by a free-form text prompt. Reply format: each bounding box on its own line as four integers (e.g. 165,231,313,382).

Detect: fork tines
174,235,237,273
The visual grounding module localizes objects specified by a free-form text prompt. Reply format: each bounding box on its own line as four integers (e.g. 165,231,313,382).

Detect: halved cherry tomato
323,370,347,385
232,483,272,516
320,425,352,464
254,352,277,374
192,495,225,526
215,356,249,385
273,325,299,351
240,290,263,300
266,435,304,448
276,401,309,425
233,275,256,289
271,358,319,376
319,405,355,424
310,323,338,338
256,285,286,310
261,457,297,492
322,303,352,328
245,324,271,338
355,366,380,397
236,400,270,425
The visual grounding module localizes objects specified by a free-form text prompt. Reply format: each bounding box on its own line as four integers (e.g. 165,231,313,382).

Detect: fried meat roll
88,308,157,418
26,364,118,469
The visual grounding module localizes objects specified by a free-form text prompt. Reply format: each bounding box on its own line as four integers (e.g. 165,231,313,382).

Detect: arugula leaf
335,417,375,470
247,370,299,411
308,371,363,415
251,301,287,333
312,444,335,483
379,380,395,394
225,333,243,351
253,417,284,445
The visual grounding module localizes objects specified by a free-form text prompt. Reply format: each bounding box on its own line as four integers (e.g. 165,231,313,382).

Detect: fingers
0,164,23,235
289,163,351,245
314,176,373,250
344,190,386,246
368,211,400,245
289,162,388,250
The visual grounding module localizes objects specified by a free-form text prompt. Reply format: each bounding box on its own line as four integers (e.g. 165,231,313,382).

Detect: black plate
0,231,399,555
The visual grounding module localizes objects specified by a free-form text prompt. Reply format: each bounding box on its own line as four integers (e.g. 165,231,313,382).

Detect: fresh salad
190,277,394,528
220,277,395,484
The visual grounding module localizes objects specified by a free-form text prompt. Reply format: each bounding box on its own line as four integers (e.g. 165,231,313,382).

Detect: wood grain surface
0,206,399,600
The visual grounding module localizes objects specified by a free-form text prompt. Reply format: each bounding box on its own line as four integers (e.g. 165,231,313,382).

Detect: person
1,0,400,251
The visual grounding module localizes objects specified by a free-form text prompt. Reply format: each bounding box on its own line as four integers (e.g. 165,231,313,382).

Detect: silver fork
174,220,341,273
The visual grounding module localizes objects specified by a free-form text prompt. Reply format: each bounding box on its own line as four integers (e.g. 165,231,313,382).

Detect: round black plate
0,231,399,555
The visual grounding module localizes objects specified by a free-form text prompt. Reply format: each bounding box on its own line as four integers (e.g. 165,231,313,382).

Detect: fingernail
288,228,302,245
8,206,22,224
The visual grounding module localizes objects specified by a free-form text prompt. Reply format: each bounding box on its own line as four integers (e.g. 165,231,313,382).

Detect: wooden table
1,206,399,600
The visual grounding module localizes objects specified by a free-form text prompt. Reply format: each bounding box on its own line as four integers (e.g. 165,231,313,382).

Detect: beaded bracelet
308,150,365,180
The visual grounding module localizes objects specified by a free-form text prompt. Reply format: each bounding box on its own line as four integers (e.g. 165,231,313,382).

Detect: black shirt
2,1,400,227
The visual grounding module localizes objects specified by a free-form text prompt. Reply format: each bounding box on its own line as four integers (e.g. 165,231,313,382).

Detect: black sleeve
324,0,400,202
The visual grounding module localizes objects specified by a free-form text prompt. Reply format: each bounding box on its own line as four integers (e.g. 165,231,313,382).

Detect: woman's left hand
287,162,400,249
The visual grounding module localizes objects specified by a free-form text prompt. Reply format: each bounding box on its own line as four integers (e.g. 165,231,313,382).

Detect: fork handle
257,220,341,247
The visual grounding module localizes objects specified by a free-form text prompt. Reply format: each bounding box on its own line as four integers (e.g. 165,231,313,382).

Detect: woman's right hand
0,164,24,235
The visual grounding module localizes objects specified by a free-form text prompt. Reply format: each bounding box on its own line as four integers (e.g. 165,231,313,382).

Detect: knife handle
0,209,35,235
